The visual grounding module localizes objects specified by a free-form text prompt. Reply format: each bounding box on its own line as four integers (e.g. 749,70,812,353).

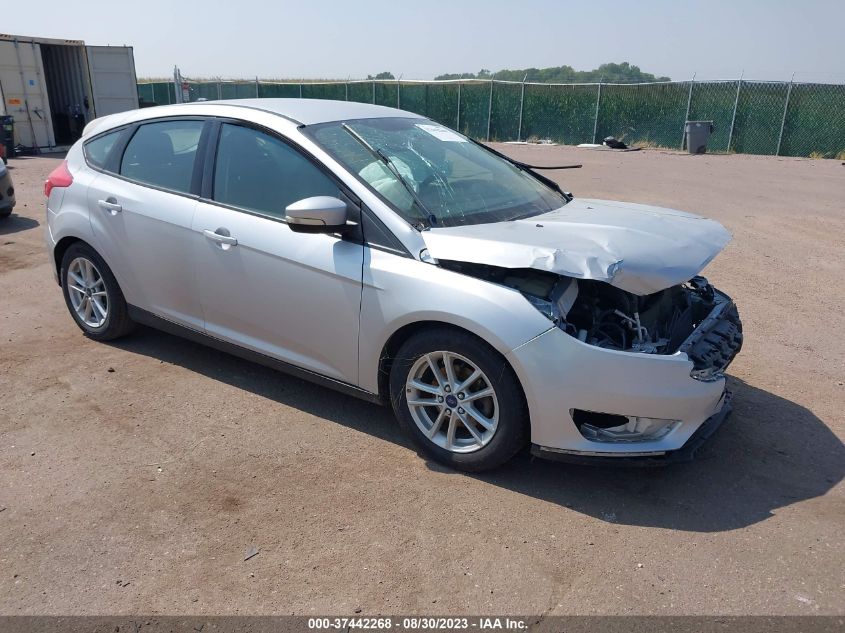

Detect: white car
44,99,742,471
0,159,15,218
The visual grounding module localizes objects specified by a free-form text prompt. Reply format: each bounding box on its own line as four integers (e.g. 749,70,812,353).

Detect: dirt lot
0,146,843,616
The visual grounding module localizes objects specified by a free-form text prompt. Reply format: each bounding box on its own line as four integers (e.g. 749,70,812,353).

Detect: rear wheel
60,243,135,341
390,328,528,471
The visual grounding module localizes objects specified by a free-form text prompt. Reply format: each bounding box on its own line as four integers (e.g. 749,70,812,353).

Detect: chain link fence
137,78,845,158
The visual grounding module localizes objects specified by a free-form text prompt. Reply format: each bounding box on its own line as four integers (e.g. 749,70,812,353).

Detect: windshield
305,118,568,228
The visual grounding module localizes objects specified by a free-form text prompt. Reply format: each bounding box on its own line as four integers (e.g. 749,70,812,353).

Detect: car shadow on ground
467,376,844,532
114,327,843,533
0,214,40,235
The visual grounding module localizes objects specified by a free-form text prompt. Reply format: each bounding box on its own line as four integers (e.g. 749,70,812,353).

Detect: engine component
440,260,738,363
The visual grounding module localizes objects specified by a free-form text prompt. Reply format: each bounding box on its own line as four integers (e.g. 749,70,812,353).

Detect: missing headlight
438,261,738,363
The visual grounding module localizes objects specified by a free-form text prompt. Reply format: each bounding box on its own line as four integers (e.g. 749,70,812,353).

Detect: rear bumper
531,390,732,466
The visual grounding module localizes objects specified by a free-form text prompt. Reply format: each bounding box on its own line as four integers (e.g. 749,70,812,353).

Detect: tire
0,208,11,219
389,328,528,472
60,242,135,341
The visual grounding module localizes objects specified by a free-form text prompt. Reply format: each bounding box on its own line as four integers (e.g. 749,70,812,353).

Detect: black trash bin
685,120,714,154
1,116,14,164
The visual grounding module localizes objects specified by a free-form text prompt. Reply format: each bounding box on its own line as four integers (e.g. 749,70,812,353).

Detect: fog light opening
572,409,679,443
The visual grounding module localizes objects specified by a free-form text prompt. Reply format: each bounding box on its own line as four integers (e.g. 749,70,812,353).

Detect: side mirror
285,196,348,233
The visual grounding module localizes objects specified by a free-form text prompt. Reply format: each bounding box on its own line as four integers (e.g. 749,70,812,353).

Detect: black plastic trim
189,120,215,196
200,120,221,199
679,290,743,378
361,206,412,257
127,305,384,406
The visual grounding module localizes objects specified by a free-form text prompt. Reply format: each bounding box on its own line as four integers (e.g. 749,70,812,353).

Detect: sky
5,0,844,83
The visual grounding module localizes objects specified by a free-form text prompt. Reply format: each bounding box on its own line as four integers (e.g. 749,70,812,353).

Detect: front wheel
389,328,528,472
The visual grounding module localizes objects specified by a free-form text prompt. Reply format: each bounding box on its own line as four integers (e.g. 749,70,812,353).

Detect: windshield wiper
466,138,577,202
341,123,435,230
512,162,582,170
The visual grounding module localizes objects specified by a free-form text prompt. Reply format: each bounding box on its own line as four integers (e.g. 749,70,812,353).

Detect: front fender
358,248,552,394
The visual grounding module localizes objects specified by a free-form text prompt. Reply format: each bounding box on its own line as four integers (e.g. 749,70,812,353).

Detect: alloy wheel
405,351,500,453
67,257,109,328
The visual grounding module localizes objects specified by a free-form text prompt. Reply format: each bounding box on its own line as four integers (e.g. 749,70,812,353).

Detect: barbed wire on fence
135,77,845,159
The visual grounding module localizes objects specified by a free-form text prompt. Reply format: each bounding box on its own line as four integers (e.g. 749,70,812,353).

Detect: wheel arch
53,236,90,284
377,320,529,416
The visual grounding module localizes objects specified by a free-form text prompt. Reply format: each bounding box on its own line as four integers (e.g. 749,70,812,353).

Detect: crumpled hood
422,198,731,295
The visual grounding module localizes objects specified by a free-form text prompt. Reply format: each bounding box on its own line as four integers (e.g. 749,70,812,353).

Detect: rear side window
84,131,121,169
120,120,204,194
212,123,339,218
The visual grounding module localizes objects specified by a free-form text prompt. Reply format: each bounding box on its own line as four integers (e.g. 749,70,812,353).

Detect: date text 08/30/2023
307,617,527,630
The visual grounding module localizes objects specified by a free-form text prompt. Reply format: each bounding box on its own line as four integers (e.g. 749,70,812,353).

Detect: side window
213,123,339,218
84,130,121,170
120,120,204,194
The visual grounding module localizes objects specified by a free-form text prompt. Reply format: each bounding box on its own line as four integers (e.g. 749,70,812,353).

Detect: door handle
98,198,122,214
203,229,238,246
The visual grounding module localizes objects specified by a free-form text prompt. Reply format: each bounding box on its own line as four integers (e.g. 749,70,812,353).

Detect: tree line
368,62,670,83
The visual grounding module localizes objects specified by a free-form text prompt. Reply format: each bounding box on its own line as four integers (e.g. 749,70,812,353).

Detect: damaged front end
440,261,743,443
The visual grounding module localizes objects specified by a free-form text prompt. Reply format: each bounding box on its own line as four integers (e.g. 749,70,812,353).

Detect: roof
196,98,425,125
81,98,428,140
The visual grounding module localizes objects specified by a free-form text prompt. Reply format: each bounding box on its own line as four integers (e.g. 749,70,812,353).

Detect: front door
192,122,363,384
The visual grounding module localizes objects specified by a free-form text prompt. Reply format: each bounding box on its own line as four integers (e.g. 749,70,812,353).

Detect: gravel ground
0,146,843,615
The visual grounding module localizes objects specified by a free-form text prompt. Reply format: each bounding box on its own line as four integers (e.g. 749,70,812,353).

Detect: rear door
191,121,364,383
85,46,138,117
87,118,208,328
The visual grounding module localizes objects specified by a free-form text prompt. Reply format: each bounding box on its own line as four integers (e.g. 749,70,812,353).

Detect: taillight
44,160,73,197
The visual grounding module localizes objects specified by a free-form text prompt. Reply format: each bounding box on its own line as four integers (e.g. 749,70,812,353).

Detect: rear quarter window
83,131,122,169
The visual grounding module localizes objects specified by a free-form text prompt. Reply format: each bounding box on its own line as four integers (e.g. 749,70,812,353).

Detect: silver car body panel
422,198,731,296
87,171,204,329
48,99,738,458
507,327,726,453
357,249,554,395
45,142,98,282
192,199,364,382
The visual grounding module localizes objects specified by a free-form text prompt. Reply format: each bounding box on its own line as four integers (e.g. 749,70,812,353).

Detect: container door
85,46,138,117
0,39,54,148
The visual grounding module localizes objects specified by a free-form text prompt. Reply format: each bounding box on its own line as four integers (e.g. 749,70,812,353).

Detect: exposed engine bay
440,261,742,371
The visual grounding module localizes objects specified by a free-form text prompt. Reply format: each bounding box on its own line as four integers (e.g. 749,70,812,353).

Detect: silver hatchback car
45,99,742,471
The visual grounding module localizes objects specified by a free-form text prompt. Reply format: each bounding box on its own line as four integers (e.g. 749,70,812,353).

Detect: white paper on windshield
416,124,467,142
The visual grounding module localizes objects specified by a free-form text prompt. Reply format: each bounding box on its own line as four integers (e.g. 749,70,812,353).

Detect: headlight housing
522,294,562,324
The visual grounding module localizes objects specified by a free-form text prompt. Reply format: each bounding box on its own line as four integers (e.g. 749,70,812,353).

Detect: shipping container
0,33,138,151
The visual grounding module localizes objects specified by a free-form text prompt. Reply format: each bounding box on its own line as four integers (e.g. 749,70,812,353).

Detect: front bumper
506,288,741,457
531,390,732,465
